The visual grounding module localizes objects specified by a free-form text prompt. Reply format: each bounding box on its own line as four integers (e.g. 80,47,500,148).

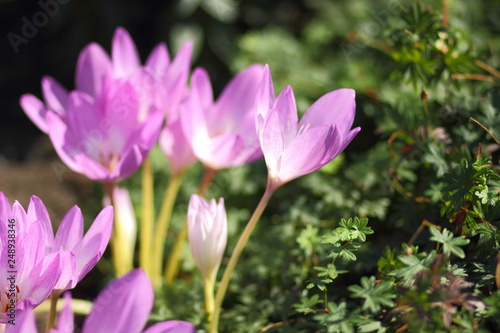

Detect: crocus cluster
17,25,362,332
0,192,113,323
20,28,192,183
5,269,194,333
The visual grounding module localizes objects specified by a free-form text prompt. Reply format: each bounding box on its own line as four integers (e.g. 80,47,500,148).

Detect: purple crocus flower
19,27,191,182
5,269,194,333
179,64,265,170
159,116,198,177
26,195,114,290
0,193,62,323
256,65,361,188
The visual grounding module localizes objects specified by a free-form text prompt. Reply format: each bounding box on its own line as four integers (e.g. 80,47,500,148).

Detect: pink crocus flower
159,116,198,177
26,195,114,290
256,65,361,188
19,27,192,182
180,65,265,170
0,193,62,323
187,195,227,282
5,269,194,333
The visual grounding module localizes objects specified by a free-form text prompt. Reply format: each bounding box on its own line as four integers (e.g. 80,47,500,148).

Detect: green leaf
429,227,470,258
348,276,395,313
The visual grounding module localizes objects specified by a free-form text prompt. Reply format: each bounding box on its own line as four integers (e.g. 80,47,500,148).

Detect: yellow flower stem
151,172,184,289
140,156,154,279
164,166,217,284
204,271,217,323
45,290,63,331
209,180,278,333
103,181,130,276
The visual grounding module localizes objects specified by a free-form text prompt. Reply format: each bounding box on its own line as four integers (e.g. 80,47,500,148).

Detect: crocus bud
187,195,227,281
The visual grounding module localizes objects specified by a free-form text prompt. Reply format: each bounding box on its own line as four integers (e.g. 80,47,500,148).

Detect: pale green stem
45,290,62,332
140,157,154,278
203,271,217,323
209,180,277,333
152,172,184,288
164,166,217,284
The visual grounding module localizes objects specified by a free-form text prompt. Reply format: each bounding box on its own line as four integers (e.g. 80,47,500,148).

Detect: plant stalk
140,157,154,279
152,172,183,288
209,180,277,333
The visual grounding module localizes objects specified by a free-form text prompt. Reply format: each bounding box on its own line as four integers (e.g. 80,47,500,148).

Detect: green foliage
429,227,470,258
348,276,395,313
78,0,500,331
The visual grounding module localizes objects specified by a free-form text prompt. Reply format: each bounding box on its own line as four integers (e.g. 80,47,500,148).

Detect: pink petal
54,206,84,251
339,127,361,153
164,41,193,92
0,192,11,223
4,307,37,332
27,195,55,252
53,250,78,290
190,67,213,111
145,43,170,76
45,112,84,175
160,118,198,175
109,145,146,181
26,251,61,306
277,125,342,184
274,85,298,145
112,27,141,78
195,134,245,170
72,153,112,181
65,91,102,146
76,43,113,98
42,76,69,117
214,64,264,124
54,292,75,333
261,109,285,178
76,206,113,281
83,269,153,333
299,88,356,135
256,64,275,121
20,93,50,133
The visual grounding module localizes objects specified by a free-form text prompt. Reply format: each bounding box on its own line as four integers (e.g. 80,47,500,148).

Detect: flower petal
42,76,69,117
299,88,356,135
53,292,75,333
261,109,285,178
277,125,342,184
274,85,298,146
82,269,153,333
256,64,275,121
160,117,198,175
145,43,170,76
112,27,141,78
27,195,55,252
4,306,37,332
76,206,113,281
76,43,112,98
54,206,83,251
19,93,50,133
214,64,264,125
195,134,246,170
